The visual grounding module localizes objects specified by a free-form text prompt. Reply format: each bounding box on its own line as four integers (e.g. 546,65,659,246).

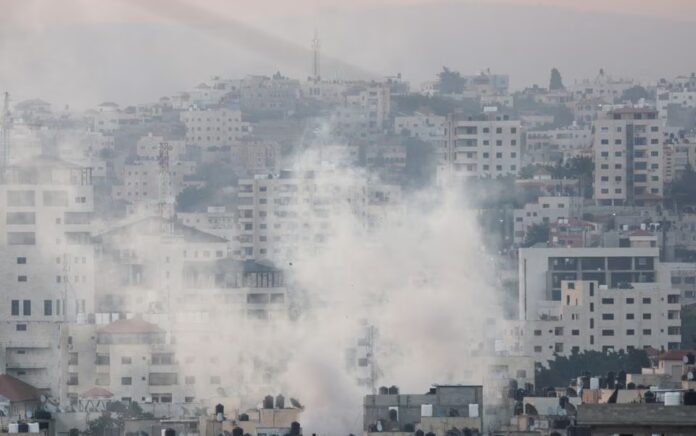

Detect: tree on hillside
436,67,466,94
549,68,565,90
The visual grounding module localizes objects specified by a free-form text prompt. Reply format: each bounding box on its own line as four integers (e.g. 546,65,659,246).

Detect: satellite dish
688,371,694,381
40,395,47,403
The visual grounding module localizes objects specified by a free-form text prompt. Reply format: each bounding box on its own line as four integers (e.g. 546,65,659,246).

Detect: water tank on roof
388,386,399,395
232,428,243,436
589,377,599,389
665,392,681,406
27,424,39,433
421,404,433,417
379,386,389,395
684,390,696,405
8,424,18,434
263,395,274,409
275,394,285,409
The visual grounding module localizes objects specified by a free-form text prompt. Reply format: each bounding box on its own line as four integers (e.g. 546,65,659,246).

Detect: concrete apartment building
180,107,251,148
506,280,681,363
363,385,483,435
0,157,95,404
344,84,391,131
240,75,301,115
236,170,369,260
513,196,583,244
93,216,229,316
593,106,664,206
656,73,696,118
112,160,196,205
136,134,187,162
524,125,592,165
442,110,522,180
394,112,448,161
518,246,661,321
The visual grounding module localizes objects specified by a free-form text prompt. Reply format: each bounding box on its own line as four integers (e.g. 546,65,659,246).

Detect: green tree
549,68,564,90
620,85,650,103
403,138,436,191
436,67,466,94
536,349,650,388
551,156,594,198
523,223,550,247
176,186,216,212
671,164,696,206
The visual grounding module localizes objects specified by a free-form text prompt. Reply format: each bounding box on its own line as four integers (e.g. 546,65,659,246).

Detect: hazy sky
2,0,696,108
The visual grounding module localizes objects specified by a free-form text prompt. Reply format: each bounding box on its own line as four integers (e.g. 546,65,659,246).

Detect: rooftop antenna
311,30,321,81
1,92,12,181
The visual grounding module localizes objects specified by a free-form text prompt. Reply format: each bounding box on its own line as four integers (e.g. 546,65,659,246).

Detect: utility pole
1,92,12,181
311,30,320,81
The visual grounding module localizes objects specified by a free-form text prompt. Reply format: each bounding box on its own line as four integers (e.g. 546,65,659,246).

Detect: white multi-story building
513,196,583,244
569,70,635,104
656,74,696,119
593,106,664,206
344,84,391,131
506,279,681,363
180,107,251,148
518,246,661,321
0,156,95,403
441,110,522,180
394,112,448,161
236,170,374,260
524,125,593,165
136,134,187,162
112,160,196,205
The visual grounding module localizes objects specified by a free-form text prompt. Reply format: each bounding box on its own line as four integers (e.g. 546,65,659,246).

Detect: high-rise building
593,106,663,206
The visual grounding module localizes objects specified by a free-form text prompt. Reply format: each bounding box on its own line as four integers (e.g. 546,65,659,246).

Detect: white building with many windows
505,279,681,363
593,106,664,206
441,110,522,181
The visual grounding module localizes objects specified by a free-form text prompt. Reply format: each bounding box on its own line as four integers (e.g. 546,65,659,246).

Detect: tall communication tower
1,92,12,180
157,141,174,223
311,30,321,81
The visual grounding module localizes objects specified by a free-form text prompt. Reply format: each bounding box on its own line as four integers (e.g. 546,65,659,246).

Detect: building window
67,373,79,385
121,377,132,385
643,313,652,320
601,329,614,336
643,329,652,335
626,298,634,304
626,313,635,320
16,257,26,264
534,346,542,353
44,300,52,316
601,298,614,305
572,329,579,336
642,297,651,304
22,300,31,316
185,376,196,385
534,330,542,336
602,313,614,320
11,300,19,316
121,357,132,364
16,324,27,331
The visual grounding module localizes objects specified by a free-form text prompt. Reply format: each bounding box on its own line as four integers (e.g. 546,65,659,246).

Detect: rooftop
577,403,696,426
97,317,163,335
0,374,41,402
